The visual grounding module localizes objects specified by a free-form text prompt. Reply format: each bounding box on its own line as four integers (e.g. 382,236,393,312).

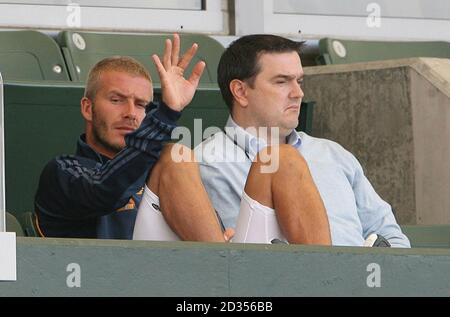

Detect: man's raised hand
152,34,206,112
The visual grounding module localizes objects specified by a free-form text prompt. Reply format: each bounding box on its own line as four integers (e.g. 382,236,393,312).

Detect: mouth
285,105,300,112
115,126,136,133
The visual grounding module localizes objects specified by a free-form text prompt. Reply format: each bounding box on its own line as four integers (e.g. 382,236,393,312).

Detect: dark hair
217,34,302,110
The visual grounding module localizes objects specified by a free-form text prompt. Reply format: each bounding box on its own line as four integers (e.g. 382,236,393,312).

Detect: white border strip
0,232,16,281
0,72,4,233
264,13,450,41
0,0,223,33
236,0,450,41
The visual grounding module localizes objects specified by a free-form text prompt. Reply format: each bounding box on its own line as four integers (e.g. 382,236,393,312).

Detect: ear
81,97,93,122
229,79,249,108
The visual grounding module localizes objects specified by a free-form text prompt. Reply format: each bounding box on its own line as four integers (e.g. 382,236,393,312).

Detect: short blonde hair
84,56,152,100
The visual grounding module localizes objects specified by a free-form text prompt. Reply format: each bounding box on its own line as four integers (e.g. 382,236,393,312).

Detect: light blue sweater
194,116,410,247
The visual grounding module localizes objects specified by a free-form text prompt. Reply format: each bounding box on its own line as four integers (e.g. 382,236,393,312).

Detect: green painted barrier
1,237,450,296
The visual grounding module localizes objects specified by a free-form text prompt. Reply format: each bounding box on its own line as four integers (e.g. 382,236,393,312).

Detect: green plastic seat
2,82,228,217
0,30,70,81
17,211,39,237
401,225,450,248
57,31,224,85
4,81,85,218
3,80,314,220
6,212,24,236
298,101,314,135
317,38,450,65
176,96,314,147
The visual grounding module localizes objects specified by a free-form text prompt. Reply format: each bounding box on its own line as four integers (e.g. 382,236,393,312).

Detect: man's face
244,52,304,137
85,70,152,158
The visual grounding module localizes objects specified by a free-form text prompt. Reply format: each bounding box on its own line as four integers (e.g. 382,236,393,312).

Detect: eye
137,103,147,109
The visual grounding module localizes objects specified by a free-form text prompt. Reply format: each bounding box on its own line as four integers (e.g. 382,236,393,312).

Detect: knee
254,144,307,174
158,143,199,183
278,144,306,164
147,143,197,190
255,144,303,161
160,143,195,165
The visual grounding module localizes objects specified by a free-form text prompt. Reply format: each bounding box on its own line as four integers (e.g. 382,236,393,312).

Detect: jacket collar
76,134,111,163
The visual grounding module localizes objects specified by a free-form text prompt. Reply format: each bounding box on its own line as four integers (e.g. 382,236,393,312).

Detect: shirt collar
225,116,302,159
76,134,110,163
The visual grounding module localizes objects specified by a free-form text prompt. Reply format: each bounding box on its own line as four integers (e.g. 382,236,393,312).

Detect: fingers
153,34,204,88
163,38,172,69
152,54,166,78
171,33,180,66
178,43,199,70
188,61,206,87
223,228,235,242
160,34,199,73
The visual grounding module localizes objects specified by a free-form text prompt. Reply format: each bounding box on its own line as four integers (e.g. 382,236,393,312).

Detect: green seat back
174,85,229,147
401,225,450,248
317,38,450,65
57,31,224,85
6,211,24,236
3,82,228,216
4,81,85,218
3,80,313,218
175,93,314,147
0,30,70,81
17,211,39,237
298,101,314,135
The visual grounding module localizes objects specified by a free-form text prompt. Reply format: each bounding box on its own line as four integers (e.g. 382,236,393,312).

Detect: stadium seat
176,92,314,145
0,30,71,81
17,211,39,237
298,101,314,135
317,38,450,65
401,225,450,248
174,85,228,147
2,82,228,216
4,81,85,218
57,31,224,85
6,211,24,236
3,80,314,219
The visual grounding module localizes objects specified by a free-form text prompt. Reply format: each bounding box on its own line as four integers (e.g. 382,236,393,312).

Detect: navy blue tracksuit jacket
34,102,180,239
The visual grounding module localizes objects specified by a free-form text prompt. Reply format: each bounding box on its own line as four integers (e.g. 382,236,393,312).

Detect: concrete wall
1,237,450,296
303,58,450,225
410,59,450,224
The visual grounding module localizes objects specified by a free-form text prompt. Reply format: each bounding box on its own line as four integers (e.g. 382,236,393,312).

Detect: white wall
0,0,229,34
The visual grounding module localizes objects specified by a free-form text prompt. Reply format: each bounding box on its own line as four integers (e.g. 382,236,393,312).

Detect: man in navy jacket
34,34,226,240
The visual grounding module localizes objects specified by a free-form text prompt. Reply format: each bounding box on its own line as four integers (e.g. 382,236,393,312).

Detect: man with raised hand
35,34,226,241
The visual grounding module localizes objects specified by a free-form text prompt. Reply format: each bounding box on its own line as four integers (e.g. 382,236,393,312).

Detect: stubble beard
92,111,124,156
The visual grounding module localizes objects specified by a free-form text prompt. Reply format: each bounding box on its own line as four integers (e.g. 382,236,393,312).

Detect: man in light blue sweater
194,34,409,247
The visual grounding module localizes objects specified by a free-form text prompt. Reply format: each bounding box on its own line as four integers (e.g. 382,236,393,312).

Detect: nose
123,100,137,120
290,81,304,99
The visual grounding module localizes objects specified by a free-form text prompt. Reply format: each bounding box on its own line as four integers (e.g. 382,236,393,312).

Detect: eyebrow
108,90,150,104
271,74,304,81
